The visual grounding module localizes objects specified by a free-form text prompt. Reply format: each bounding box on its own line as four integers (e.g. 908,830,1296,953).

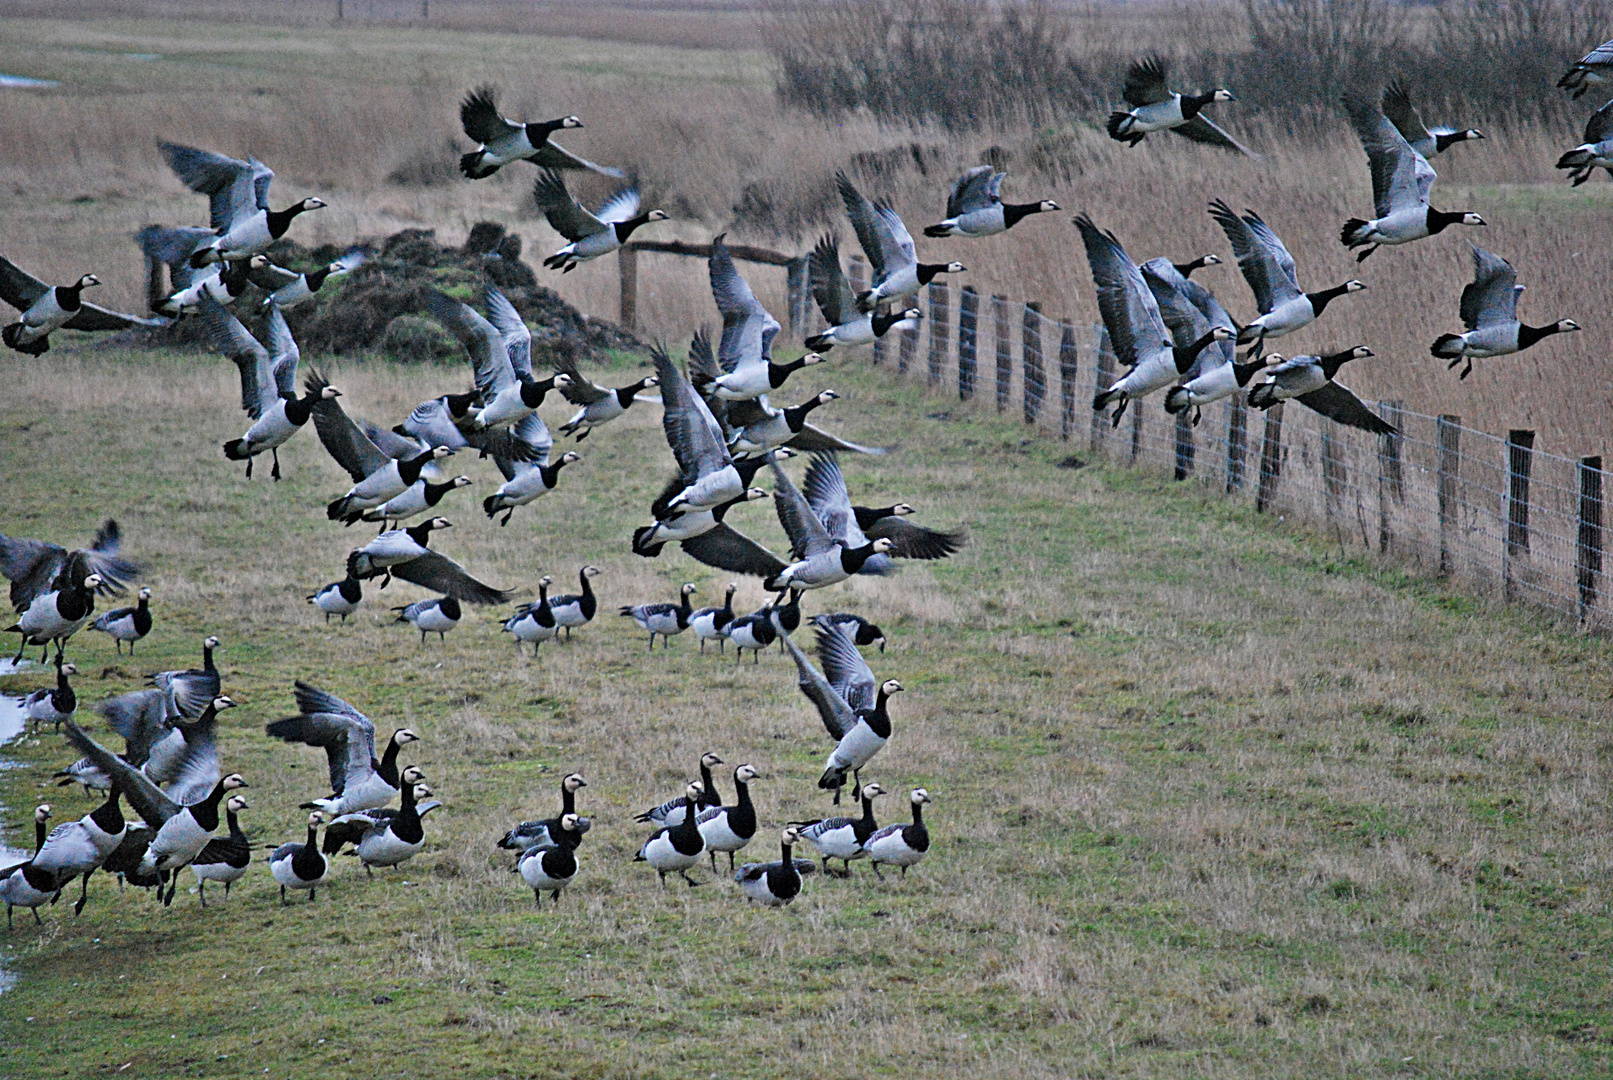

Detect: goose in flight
1145,258,1261,424
1431,244,1580,379
1246,348,1395,434
836,171,964,313
697,235,822,400
457,85,622,180
159,143,324,268
802,453,965,570
0,257,164,355
0,519,135,616
1380,79,1483,158
264,681,421,816
532,170,667,273
1106,57,1251,154
346,517,512,604
785,622,904,804
1560,38,1613,99
1556,97,1613,186
803,234,920,351
923,166,1059,238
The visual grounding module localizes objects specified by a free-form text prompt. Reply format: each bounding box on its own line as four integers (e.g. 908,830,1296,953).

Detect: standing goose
698,235,823,402
394,596,461,644
503,577,558,654
634,782,707,888
619,582,697,649
356,476,472,530
793,782,886,875
326,780,436,875
1381,80,1483,158
24,658,77,732
1560,38,1613,99
32,783,126,915
1431,245,1580,379
1106,57,1250,153
498,772,588,853
635,753,723,828
1143,257,1259,425
812,612,886,653
265,681,420,816
1077,214,1235,425
457,85,620,180
518,814,585,905
803,453,965,570
1246,349,1395,434
307,575,363,624
7,567,103,665
803,234,921,352
160,143,325,268
89,585,152,654
696,763,759,872
690,582,738,653
767,588,803,652
1340,94,1484,262
347,518,512,604
725,602,778,664
255,247,368,308
189,794,250,906
203,296,331,480
0,260,163,356
0,805,57,928
734,827,816,907
785,622,905,804
533,170,668,273
483,428,580,526
837,171,965,313
269,812,329,904
1557,98,1613,186
547,566,600,639
1209,199,1364,359
865,789,932,880
649,340,742,514
923,166,1059,239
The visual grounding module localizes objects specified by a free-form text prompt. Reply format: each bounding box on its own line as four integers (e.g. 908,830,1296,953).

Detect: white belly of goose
356,828,423,867
638,831,701,871
825,721,887,776
142,812,212,872
506,611,557,643
799,820,864,862
192,859,249,885
865,825,925,866
696,809,749,854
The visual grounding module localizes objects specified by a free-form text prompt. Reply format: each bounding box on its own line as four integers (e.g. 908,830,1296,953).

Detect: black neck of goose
671,795,701,842
519,377,555,407
395,782,422,834
698,763,718,805
1518,322,1564,349
57,664,72,691
423,480,457,504
339,577,362,602
292,824,322,876
534,583,550,614
1425,207,1467,235
437,596,461,621
58,580,94,622
615,378,649,406
768,357,807,385
785,397,829,429
1181,91,1217,118
855,505,899,529
192,782,228,831
90,786,124,835
865,690,894,738
910,800,925,827
779,837,793,864
1306,283,1353,315
871,309,906,336
579,569,595,601
1172,329,1222,374
1002,202,1045,228
858,791,879,827
34,816,48,852
721,590,735,616
710,493,750,522
526,118,566,144
839,542,880,575
266,202,311,237
136,594,149,614
679,591,695,619
284,392,318,425
377,736,404,786
1319,350,1358,381
404,521,435,546
225,808,244,840
304,265,333,292
1232,358,1267,387
399,453,434,486
915,263,952,285
613,215,655,243
540,457,571,487
445,392,478,418
59,281,87,309
202,640,216,674
560,783,576,816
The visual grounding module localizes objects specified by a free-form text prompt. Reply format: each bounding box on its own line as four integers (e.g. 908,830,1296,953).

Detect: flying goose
1143,258,1262,424
518,814,585,905
690,582,738,653
498,772,588,853
357,475,472,530
1340,94,1484,262
837,171,964,313
793,782,886,874
635,782,707,888
696,763,759,872
803,234,921,351
138,227,257,316
484,430,580,526
325,442,455,523
394,596,461,643
803,453,964,570
923,166,1059,238
725,603,778,663
308,575,363,624
698,235,823,401
812,612,886,653
89,585,152,654
547,566,601,639
1106,57,1249,153
766,454,894,591
347,518,512,604
32,783,125,915
1381,80,1483,158
160,143,325,268
23,658,77,732
0,259,164,355
426,288,571,433
0,805,57,928
503,577,557,654
255,247,368,308
533,170,668,273
1209,199,1364,359
1431,245,1580,378
619,582,697,649
735,828,817,907
324,780,435,874
651,340,743,512
1076,214,1235,425
270,812,329,904
785,622,905,803
458,85,621,180
726,390,846,458
143,695,234,800
1556,98,1613,185
549,358,658,441
265,681,421,816
865,789,932,879
635,753,723,827
91,688,168,777
0,520,134,619
188,794,250,905
1174,254,1222,278
631,488,771,561
149,635,222,720
1560,38,1613,98
7,564,104,664
202,296,332,480
1246,349,1395,433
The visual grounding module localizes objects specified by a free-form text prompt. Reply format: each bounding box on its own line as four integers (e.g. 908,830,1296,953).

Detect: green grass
0,344,1611,1078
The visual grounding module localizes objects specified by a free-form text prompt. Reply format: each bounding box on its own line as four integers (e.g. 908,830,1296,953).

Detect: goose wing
458,85,521,144
783,424,888,456
1142,258,1230,380
679,524,790,580
864,517,966,560
1074,214,1171,370
160,725,221,807
199,295,276,418
530,141,626,178
1380,79,1432,147
483,287,533,380
550,350,609,405
494,413,553,481
946,166,999,217
159,143,273,231
836,171,914,281
809,235,858,329
801,453,867,547
0,520,135,612
1122,55,1172,106
1171,114,1257,156
63,719,179,827
770,452,836,558
686,328,736,437
99,688,169,767
816,622,876,714
362,419,430,461
711,235,780,373
264,681,376,796
532,169,607,241
61,303,170,332
0,255,50,310
652,342,730,479
1344,94,1434,216
263,304,301,397
1459,244,1520,330
784,634,858,740
387,552,513,604
1295,382,1395,435
307,370,390,481
1208,199,1300,312
593,184,642,226
1585,97,1613,143
427,289,515,397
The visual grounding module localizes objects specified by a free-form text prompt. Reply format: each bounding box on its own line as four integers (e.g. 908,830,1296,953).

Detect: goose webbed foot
681,871,703,888
270,449,281,481
871,862,887,881
1459,361,1473,380
1191,407,1202,428
1355,245,1378,263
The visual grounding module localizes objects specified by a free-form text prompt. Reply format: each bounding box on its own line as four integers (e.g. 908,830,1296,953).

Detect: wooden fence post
1255,404,1284,513
1022,302,1045,425
1058,322,1077,440
897,322,917,374
1321,421,1346,521
1226,397,1246,493
1129,397,1144,463
1090,324,1114,452
873,327,890,365
993,294,1012,411
618,246,638,331
1173,412,1194,480
1437,415,1461,577
1579,456,1603,619
1376,400,1404,553
927,282,948,387
958,286,978,401
1505,429,1534,601
786,256,811,338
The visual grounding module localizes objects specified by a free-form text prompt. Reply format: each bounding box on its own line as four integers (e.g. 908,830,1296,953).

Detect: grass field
0,343,1611,1078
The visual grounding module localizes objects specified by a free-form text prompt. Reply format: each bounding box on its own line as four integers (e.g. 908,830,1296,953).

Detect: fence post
897,321,917,374
873,326,890,365
1505,429,1535,601
1173,412,1194,480
1226,397,1246,493
958,286,978,401
1255,404,1284,513
927,282,948,387
1022,303,1044,425
1130,398,1144,463
1578,456,1603,620
1058,322,1077,440
786,256,811,338
618,246,638,332
1376,400,1405,553
993,295,1012,411
1321,421,1346,521
1437,415,1461,577
847,254,867,297
1090,324,1114,452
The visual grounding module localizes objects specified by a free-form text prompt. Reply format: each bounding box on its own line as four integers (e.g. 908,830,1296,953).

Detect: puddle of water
0,658,37,677
0,74,59,89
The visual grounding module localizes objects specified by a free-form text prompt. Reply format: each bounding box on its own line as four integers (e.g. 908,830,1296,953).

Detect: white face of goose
428,517,453,531
1343,280,1366,293
563,773,587,792
860,783,886,800
222,774,249,791
1349,347,1374,360
412,784,433,801
205,635,221,649
646,211,670,222
250,254,271,270
1558,320,1582,333
700,752,724,769
553,373,574,389
773,448,798,462
744,488,770,503
226,795,250,813
781,826,800,845
681,583,697,597
891,504,915,517
1210,326,1235,341
77,274,102,289
138,587,152,600
430,446,455,460
83,574,104,589
540,575,553,587
451,476,472,489
818,391,840,404
881,679,904,697
212,696,237,713
307,811,324,827
871,538,895,554
560,451,581,465
1460,213,1486,227
561,813,581,832
911,788,931,806
582,565,600,578
801,354,824,366
735,764,760,783
1039,200,1061,212
302,198,328,211
944,262,967,273
1211,88,1235,103
60,663,77,676
684,781,703,801
1200,253,1221,266
321,385,343,399
396,729,421,747
34,804,51,822
561,116,584,129
402,766,426,786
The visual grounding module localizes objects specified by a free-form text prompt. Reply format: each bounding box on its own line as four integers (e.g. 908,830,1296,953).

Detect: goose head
891,504,915,517
1210,88,1235,103
221,773,249,791
394,729,421,747
860,783,887,800
773,448,798,462
1343,280,1366,293
910,788,931,807
1463,128,1485,140
76,274,102,289
684,781,703,802
699,752,724,769
735,763,760,784
557,450,582,467
1346,346,1374,360
870,538,895,554
743,488,771,503
226,794,249,813
211,695,237,713
34,804,51,824
646,210,670,222
582,565,601,578
1038,200,1061,212
426,517,453,532
430,445,456,460
59,663,78,676
781,826,801,845
450,475,473,489
1460,213,1486,227
250,254,271,270
560,812,583,834
553,373,574,389
1556,319,1582,334
801,353,824,366
138,586,152,600
401,765,426,785
562,772,587,793
411,783,434,802
1209,326,1235,342
83,573,104,590
944,261,967,273
880,679,905,697
204,635,221,650
320,384,342,400
307,810,325,827
539,575,554,587
300,198,328,212
681,582,697,597
560,116,583,129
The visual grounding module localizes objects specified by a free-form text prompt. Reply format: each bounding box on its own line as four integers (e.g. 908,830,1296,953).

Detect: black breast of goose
691,583,738,653
696,764,759,871
308,575,363,623
90,586,152,654
270,811,329,904
517,814,584,906
353,781,433,871
767,588,802,649
726,608,777,663
735,827,815,907
394,596,462,643
634,782,707,887
190,794,251,906
499,772,587,851
864,789,932,879
547,565,600,637
24,659,77,732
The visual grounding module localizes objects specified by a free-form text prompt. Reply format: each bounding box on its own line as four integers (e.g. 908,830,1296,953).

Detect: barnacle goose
1381,80,1483,158
0,519,136,619
23,657,77,732
324,780,436,874
923,166,1059,239
533,169,668,273
813,612,886,653
395,596,461,644
650,339,743,516
89,585,152,654
803,234,921,351
457,85,621,180
160,143,325,268
0,805,58,927
785,622,905,804
697,763,759,872
138,228,255,317
32,783,126,914
347,518,512,604
1246,349,1395,434
189,794,250,906
865,789,932,879
7,568,104,664
619,582,697,649
690,583,738,653
504,577,558,654
725,603,778,664
308,575,363,623
356,476,472,531
837,171,964,313
1556,98,1613,186
149,635,221,719
270,812,329,904
0,259,164,356
518,814,585,905
1430,245,1580,378
326,446,456,523
547,566,600,639
265,682,421,816
1145,256,1259,424
1106,57,1250,154
551,351,659,440
202,297,330,480
498,772,588,853
1560,38,1613,99
793,782,886,875
635,754,723,827
766,587,802,651
734,828,817,907
698,235,824,402
635,782,707,888
803,453,965,571
256,247,367,308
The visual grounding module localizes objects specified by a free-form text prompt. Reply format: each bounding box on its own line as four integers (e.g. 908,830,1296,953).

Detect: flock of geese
1,43,1606,922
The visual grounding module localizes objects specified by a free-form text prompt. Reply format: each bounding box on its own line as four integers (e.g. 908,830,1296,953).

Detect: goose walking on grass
635,782,707,888
457,85,621,180
0,258,164,356
504,577,558,655
726,604,778,664
803,453,965,570
189,794,250,906
1209,199,1364,360
347,518,512,604
1078,214,1235,426
518,814,585,906
265,682,420,817
256,247,368,308
786,622,904,804
793,783,886,876
735,828,817,907
1557,98,1613,186
619,582,697,649
89,586,152,655
24,658,77,732
548,566,600,639
1560,38,1613,99
636,754,723,828
813,612,886,653
270,812,329,905
866,789,932,880
203,297,332,480
498,772,588,853
160,143,325,269
1431,245,1580,379
0,805,57,928
691,583,738,653
1246,349,1395,434
923,166,1059,239
324,780,436,875
394,596,461,644
837,171,965,313
1340,94,1484,262
766,587,802,650
1381,79,1484,158
697,763,759,872
533,170,668,273
803,234,921,352
308,575,363,624
7,567,104,665
32,783,126,915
